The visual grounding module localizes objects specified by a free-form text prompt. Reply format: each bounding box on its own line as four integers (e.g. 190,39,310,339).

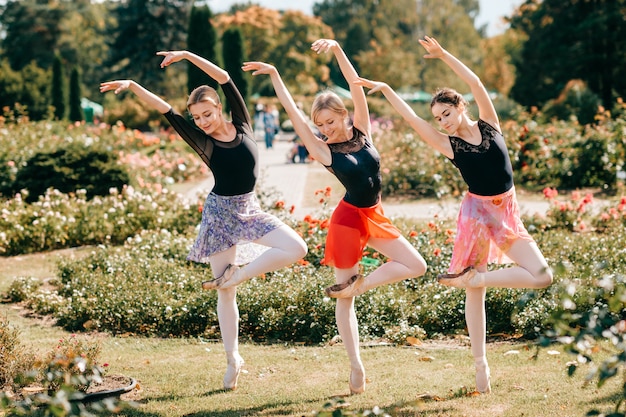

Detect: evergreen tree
69,67,83,122
187,4,218,91
107,0,190,95
51,54,66,120
221,27,249,112
509,0,626,108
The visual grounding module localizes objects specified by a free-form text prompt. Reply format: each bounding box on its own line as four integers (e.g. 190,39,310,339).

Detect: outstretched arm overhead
99,80,171,114
242,62,332,166
157,50,229,85
419,36,499,131
354,77,453,159
311,39,370,137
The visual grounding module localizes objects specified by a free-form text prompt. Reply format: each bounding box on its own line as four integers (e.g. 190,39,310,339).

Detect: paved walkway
188,137,550,220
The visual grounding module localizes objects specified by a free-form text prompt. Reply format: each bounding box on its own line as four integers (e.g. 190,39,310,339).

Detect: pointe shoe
349,370,366,395
202,264,238,290
475,363,491,394
325,274,365,298
223,357,244,390
437,266,477,288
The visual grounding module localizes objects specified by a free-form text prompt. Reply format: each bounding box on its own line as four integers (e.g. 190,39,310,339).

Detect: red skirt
322,199,401,268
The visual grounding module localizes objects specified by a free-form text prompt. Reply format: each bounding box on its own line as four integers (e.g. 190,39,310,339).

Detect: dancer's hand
419,36,445,59
353,77,388,95
311,38,339,54
242,61,277,76
157,51,187,68
99,80,132,94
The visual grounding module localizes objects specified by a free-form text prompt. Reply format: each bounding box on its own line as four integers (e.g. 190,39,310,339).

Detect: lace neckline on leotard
326,128,366,154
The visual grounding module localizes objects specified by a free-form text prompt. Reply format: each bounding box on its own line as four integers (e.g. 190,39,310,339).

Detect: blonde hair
311,91,347,124
187,85,221,109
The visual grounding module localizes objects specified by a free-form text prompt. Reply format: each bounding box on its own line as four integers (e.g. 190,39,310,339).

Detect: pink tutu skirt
448,187,534,274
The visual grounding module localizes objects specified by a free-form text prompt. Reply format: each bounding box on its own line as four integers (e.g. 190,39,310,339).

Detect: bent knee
534,265,553,288
290,239,308,260
409,258,428,278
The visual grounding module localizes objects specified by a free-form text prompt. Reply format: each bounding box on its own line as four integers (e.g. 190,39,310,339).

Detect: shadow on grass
583,387,624,412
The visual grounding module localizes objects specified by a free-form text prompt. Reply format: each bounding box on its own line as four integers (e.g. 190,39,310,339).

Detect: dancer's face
189,101,222,135
432,102,463,135
314,108,347,142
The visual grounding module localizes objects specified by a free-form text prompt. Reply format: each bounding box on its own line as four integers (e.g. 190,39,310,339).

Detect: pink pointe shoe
349,370,366,395
325,274,365,298
437,266,477,288
223,356,244,390
202,264,239,290
475,362,492,394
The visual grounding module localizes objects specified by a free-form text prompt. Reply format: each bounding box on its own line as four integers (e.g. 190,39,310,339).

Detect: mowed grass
0,250,620,417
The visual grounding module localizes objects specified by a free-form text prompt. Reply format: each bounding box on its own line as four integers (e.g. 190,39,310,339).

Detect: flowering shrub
0,119,207,199
11,196,625,342
0,317,35,391
593,195,626,232
0,331,134,417
505,108,626,192
0,186,201,255
537,187,595,232
372,123,465,199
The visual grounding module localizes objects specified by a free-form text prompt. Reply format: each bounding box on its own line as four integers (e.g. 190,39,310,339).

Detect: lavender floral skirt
187,191,285,265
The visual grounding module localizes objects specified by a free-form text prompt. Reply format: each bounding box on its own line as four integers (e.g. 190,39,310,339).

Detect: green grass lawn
0,249,621,417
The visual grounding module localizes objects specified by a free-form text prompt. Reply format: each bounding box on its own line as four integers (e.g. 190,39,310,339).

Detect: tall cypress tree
221,27,248,113
51,54,66,120
68,67,83,122
187,4,217,91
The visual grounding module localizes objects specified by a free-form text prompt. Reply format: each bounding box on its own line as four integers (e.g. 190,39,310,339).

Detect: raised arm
354,77,453,159
157,50,229,85
99,80,170,114
419,36,499,131
242,62,332,166
311,39,370,137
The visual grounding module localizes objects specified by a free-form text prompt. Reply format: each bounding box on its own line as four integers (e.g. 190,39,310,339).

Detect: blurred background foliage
0,0,623,127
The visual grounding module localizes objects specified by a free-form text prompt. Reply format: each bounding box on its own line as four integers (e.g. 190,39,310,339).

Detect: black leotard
448,119,513,196
324,128,381,208
163,79,259,196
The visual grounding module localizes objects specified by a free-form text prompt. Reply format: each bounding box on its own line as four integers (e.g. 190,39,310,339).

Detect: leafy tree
215,7,333,95
0,0,64,71
221,27,249,110
106,0,192,97
509,0,626,109
51,55,66,120
0,0,113,104
187,4,218,91
69,67,84,122
15,62,51,121
314,0,483,94
57,0,114,101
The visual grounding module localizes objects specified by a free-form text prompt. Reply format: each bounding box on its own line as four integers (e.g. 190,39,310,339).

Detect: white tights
465,239,552,392
335,236,427,383
211,225,307,362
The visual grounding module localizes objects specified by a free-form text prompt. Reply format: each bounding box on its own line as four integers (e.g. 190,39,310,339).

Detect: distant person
263,104,278,149
355,36,553,394
253,103,265,141
100,50,307,392
243,39,427,395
